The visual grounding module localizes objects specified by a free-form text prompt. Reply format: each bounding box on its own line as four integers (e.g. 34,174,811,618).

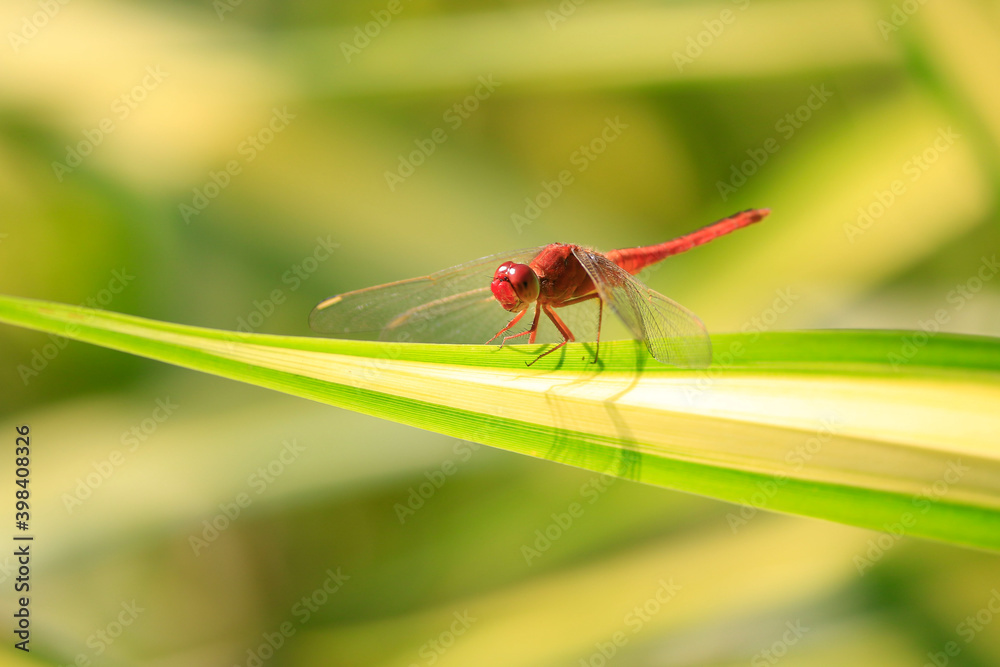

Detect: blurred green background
1,0,999,665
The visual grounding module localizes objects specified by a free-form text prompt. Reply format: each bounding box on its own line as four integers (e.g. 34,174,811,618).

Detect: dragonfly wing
638,290,713,368
309,246,547,344
381,286,519,344
571,247,712,368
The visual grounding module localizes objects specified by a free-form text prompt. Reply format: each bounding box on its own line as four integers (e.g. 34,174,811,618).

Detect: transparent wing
309,247,548,344
571,247,712,368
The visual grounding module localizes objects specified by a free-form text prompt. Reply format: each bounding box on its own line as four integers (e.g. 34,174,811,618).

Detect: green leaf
1,293,998,551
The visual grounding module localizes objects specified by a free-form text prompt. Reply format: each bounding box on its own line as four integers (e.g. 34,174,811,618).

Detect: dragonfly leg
527,304,576,366
486,308,527,345
593,299,602,363
525,304,541,344
500,305,540,348
552,293,602,363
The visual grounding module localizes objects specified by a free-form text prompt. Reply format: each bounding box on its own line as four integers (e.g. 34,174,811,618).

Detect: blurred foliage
0,0,998,665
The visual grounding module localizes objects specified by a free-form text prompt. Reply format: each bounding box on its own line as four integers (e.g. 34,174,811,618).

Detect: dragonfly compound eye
493,261,514,280
505,263,539,302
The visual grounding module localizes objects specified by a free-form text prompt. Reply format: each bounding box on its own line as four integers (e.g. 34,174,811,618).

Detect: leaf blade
1,294,998,550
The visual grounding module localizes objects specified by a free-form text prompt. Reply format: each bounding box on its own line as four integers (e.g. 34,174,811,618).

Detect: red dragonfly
311,209,769,368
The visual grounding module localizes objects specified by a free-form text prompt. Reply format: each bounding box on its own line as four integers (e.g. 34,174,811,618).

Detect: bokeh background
2,0,1000,665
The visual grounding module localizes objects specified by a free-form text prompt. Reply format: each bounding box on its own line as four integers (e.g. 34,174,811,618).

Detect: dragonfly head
491,261,539,311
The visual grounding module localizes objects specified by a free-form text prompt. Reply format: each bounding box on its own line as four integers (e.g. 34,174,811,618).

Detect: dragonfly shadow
532,339,650,483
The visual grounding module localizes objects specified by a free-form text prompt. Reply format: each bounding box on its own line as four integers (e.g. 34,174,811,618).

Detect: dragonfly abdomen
606,208,770,275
